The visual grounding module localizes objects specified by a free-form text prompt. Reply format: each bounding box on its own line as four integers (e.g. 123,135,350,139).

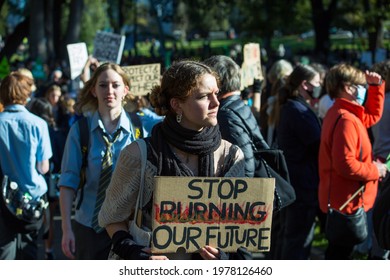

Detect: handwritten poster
123,63,161,96
93,31,125,64
67,42,89,80
241,43,263,89
152,177,275,253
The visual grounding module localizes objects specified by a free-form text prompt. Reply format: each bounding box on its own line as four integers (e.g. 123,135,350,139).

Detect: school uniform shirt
0,104,52,198
58,110,139,228
318,82,385,214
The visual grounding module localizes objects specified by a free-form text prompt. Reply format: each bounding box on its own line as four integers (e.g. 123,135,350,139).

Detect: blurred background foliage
0,0,388,69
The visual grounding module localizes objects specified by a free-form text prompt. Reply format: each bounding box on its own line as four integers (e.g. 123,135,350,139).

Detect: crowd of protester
1,39,390,260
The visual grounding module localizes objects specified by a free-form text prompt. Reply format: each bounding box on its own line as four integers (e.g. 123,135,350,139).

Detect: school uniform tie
91,129,121,233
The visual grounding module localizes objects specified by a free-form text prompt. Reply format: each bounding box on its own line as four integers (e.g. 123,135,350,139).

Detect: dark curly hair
149,60,217,116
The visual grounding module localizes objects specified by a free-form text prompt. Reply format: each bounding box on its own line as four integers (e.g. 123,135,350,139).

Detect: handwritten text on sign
67,42,88,80
122,63,161,96
241,43,263,89
152,177,275,253
93,31,125,64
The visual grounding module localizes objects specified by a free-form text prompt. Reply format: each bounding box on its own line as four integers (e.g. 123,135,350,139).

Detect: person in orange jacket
318,63,388,259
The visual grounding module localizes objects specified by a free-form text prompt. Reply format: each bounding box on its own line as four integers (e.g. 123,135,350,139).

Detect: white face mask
354,85,367,106
306,82,322,99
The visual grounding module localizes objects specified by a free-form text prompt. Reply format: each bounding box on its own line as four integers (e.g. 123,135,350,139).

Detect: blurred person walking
203,55,269,178
276,64,322,259
0,72,52,259
58,62,143,260
319,63,387,259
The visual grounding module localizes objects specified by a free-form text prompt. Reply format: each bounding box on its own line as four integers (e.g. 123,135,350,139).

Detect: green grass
134,35,390,60
312,219,328,250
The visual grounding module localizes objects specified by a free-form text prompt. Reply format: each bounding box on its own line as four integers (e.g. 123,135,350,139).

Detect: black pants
0,213,39,260
73,220,111,260
325,242,355,260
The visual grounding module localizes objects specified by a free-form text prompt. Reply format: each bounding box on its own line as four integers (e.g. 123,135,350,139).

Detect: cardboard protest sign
122,63,161,96
241,43,263,89
93,31,125,64
67,42,89,80
152,177,275,254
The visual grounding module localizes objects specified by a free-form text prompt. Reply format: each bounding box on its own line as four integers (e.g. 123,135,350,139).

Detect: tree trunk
310,0,338,63
364,0,385,63
45,0,55,66
61,0,84,60
29,0,46,61
0,18,29,61
53,0,63,61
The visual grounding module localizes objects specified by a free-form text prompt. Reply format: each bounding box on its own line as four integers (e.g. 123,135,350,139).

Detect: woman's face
48,89,61,106
92,69,129,110
177,73,220,131
301,73,321,100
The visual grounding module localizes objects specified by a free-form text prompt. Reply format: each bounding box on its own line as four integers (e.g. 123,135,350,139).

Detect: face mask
355,85,367,106
306,85,322,99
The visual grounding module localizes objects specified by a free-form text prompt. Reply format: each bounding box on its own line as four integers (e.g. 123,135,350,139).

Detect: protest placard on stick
93,31,125,64
122,63,161,96
67,42,88,80
241,43,263,89
152,177,275,254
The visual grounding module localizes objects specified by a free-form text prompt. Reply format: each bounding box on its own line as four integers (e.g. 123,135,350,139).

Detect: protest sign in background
67,42,89,80
122,63,161,96
93,31,125,64
241,43,263,89
152,177,275,254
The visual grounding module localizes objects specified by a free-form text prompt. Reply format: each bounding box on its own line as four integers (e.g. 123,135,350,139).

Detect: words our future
152,178,272,252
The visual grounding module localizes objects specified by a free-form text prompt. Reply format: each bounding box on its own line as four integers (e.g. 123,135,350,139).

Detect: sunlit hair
267,59,294,84
326,63,366,99
0,72,34,106
203,55,240,94
45,84,62,99
74,62,132,114
149,60,217,116
17,68,37,92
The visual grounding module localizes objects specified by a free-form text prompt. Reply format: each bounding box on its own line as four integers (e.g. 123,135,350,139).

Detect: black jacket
217,95,269,177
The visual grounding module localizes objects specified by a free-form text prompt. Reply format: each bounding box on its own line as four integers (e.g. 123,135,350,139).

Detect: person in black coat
204,55,269,178
276,64,322,259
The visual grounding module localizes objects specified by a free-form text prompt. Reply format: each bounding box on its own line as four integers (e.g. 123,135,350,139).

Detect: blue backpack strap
129,112,143,139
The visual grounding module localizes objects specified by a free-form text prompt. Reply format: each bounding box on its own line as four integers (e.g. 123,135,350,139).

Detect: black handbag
254,148,296,211
0,175,47,234
226,103,296,212
325,186,368,246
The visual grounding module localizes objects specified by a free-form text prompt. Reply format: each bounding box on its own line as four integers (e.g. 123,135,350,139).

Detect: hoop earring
176,112,182,123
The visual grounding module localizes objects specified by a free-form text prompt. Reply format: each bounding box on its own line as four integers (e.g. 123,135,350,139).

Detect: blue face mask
355,85,367,106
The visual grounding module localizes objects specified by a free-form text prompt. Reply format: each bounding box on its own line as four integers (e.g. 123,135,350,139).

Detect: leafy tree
181,0,232,38
363,0,390,61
